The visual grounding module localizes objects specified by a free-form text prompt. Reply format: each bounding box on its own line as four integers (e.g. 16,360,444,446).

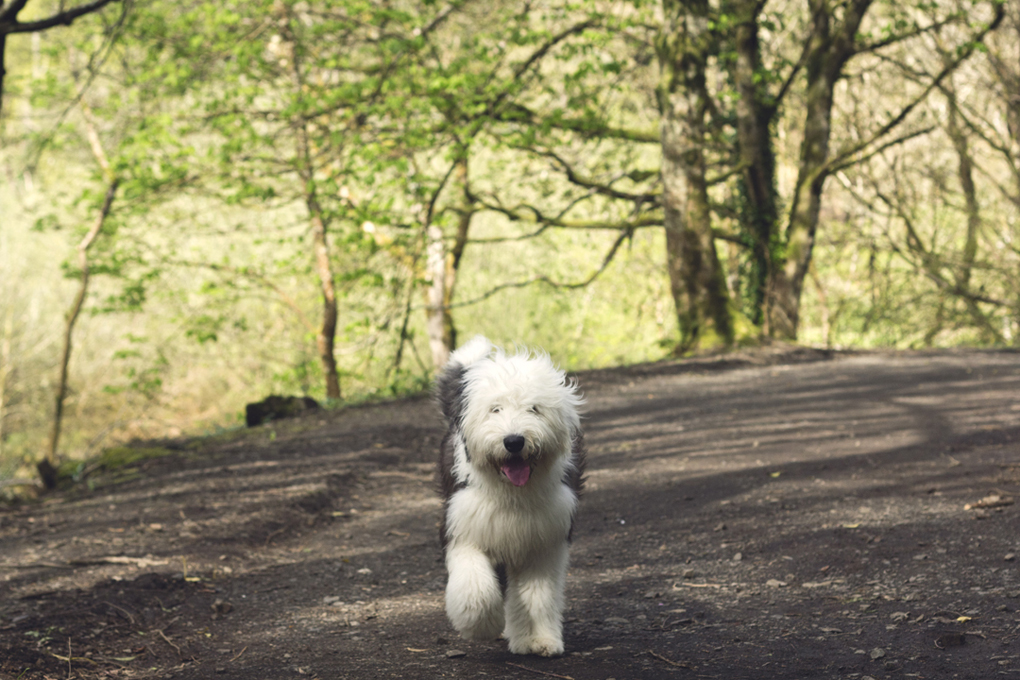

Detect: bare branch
164,259,318,335
525,146,660,202
511,19,598,81
825,7,1004,174
855,14,963,55
772,35,812,109
828,126,935,174
500,103,660,143
448,228,631,309
1,0,120,34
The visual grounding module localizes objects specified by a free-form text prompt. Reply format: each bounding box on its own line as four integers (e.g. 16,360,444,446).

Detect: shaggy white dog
436,336,585,657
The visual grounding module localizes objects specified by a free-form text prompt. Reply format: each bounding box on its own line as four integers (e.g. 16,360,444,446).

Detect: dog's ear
436,363,468,424
437,335,493,423
448,335,493,367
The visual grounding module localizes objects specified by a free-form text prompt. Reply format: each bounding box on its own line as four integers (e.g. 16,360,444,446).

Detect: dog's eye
529,406,540,414
491,406,501,414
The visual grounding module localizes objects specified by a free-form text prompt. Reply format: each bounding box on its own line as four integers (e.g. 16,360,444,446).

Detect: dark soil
2,347,1020,680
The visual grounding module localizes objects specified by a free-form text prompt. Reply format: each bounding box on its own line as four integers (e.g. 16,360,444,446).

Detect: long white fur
441,336,583,656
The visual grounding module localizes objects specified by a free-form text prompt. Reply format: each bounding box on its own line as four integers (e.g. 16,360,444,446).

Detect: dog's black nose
503,435,525,454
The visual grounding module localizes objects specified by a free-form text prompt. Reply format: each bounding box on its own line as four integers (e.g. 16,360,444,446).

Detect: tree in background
764,0,1005,339
41,103,118,488
0,0,122,117
657,0,734,351
139,0,464,399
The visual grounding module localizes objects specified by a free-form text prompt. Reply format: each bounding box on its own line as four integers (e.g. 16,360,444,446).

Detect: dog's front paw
456,609,504,641
447,594,504,641
508,635,564,657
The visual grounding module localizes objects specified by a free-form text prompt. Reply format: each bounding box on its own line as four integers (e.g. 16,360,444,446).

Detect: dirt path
2,347,1019,680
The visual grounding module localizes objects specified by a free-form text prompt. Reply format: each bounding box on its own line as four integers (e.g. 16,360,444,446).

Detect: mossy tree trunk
656,0,733,353
727,0,780,330
767,0,872,340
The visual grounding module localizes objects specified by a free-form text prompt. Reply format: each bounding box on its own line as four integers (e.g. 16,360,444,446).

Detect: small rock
732,552,743,562
211,599,233,619
714,523,727,532
445,650,466,659
765,579,787,588
356,568,372,575
935,632,966,649
913,554,928,561
322,596,340,605
889,612,910,622
869,648,886,660
682,568,696,579
1005,553,1016,562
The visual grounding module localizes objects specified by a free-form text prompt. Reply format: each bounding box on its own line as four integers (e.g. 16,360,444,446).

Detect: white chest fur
445,479,576,566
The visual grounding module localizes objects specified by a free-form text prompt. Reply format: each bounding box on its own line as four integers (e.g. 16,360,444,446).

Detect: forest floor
2,346,1020,680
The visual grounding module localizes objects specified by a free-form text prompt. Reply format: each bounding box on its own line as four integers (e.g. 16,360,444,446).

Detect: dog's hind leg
444,543,505,641
504,542,568,656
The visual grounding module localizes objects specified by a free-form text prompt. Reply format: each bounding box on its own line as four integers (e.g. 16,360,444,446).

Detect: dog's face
459,352,581,487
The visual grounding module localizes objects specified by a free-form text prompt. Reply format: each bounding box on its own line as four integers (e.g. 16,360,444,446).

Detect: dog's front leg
504,542,569,656
444,542,505,641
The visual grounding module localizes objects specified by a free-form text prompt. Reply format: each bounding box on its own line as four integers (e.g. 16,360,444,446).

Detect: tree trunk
308,201,341,400
767,0,872,339
0,33,7,120
424,158,472,368
945,92,1003,343
657,0,733,353
728,0,779,329
425,224,453,368
42,178,118,487
0,301,13,468
285,15,341,400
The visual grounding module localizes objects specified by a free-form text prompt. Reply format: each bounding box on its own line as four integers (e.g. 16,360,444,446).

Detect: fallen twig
155,629,181,658
230,646,248,663
70,556,169,568
965,494,1014,510
674,582,723,589
102,601,137,625
647,650,691,668
505,662,575,680
0,563,73,570
264,527,287,547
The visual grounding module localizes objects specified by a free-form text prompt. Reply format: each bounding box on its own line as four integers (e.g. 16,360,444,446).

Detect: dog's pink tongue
502,459,531,487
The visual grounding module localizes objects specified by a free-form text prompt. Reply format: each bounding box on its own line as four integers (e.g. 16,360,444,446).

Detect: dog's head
452,339,583,487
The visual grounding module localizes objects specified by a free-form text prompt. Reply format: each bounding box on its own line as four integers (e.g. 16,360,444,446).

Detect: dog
435,336,585,657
